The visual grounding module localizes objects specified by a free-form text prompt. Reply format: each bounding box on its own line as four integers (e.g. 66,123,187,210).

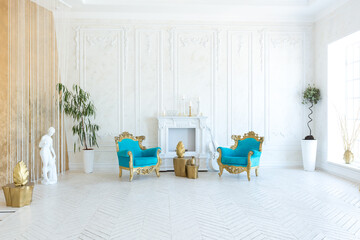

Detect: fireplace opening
169,128,196,152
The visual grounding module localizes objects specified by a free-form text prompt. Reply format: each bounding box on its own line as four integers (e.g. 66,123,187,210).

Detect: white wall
66,19,313,170
314,0,360,182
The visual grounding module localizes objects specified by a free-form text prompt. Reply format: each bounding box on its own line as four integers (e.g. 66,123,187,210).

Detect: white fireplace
158,116,209,171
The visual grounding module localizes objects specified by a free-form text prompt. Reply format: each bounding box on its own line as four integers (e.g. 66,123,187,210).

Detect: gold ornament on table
176,141,185,158
2,161,34,207
186,157,198,179
339,112,360,164
13,161,29,186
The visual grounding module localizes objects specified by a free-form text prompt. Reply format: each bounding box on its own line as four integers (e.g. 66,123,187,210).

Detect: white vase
301,139,317,171
83,149,94,173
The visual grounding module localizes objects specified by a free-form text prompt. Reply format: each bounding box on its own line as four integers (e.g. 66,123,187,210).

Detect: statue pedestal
2,183,34,207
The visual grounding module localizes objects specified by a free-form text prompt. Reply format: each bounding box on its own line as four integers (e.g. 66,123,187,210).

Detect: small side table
173,157,190,177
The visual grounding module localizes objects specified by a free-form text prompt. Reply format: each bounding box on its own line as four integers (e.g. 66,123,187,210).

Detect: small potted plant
56,83,100,173
301,84,320,171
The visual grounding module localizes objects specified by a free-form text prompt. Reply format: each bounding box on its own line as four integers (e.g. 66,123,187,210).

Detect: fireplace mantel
158,116,209,171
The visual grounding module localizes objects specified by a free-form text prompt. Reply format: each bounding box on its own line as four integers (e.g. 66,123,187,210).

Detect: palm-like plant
302,84,321,140
56,83,99,151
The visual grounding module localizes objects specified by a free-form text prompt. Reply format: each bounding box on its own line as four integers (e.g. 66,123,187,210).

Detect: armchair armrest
249,149,261,158
217,147,236,157
247,149,262,167
118,150,131,158
142,147,161,157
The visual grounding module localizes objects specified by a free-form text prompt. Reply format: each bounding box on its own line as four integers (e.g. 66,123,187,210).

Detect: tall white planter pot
83,149,94,173
301,140,317,171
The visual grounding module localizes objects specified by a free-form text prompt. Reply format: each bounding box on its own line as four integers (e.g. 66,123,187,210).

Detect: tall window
345,42,360,164
328,31,360,166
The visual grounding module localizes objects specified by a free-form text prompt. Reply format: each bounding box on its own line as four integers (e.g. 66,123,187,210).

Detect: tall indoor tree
301,84,321,172
56,83,100,173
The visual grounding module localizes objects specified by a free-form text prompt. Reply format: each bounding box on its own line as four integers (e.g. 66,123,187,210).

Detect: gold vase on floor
2,161,34,207
343,150,354,164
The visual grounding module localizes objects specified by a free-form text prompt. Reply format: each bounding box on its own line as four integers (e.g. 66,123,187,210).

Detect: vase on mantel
343,149,354,164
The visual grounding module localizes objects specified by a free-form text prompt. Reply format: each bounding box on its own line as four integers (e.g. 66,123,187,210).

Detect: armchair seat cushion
221,156,260,167
134,157,158,167
222,156,248,165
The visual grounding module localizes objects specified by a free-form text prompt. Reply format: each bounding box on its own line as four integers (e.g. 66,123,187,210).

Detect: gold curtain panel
0,0,68,185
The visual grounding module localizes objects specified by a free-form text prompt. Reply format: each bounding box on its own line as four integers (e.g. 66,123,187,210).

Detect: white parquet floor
0,168,359,240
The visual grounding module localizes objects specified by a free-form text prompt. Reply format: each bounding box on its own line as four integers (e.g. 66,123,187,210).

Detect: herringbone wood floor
0,169,359,239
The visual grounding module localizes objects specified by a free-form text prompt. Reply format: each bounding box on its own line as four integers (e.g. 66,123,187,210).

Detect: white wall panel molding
173,29,217,136
78,27,127,138
265,31,306,146
227,30,253,145
135,29,163,145
68,21,313,169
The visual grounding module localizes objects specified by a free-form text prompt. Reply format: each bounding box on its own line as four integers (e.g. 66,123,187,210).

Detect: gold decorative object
13,161,29,186
189,106,192,117
189,156,196,165
186,158,198,179
339,114,360,164
173,156,199,179
218,131,264,181
2,161,34,207
115,132,161,182
186,165,198,179
173,157,189,177
343,150,354,164
176,141,185,158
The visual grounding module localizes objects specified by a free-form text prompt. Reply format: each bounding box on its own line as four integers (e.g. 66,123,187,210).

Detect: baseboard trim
69,161,302,172
318,161,360,183
69,162,118,171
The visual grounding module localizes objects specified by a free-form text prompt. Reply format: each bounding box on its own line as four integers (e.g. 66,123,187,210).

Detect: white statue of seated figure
39,127,57,184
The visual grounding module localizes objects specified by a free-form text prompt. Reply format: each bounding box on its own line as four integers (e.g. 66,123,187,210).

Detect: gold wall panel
0,0,9,186
0,0,68,186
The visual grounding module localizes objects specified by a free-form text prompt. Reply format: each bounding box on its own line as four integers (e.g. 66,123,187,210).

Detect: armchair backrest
114,132,146,157
231,131,264,156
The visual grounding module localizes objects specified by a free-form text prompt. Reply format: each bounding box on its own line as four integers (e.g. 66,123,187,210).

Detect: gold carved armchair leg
246,170,250,181
255,168,258,177
155,167,160,177
119,167,122,178
155,150,161,177
247,151,253,181
219,165,224,177
129,169,133,182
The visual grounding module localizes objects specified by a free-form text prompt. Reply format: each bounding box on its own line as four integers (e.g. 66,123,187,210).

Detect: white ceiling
60,0,350,22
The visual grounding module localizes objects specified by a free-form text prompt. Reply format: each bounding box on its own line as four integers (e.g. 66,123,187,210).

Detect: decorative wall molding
78,27,127,137
68,21,312,169
270,34,303,48
265,31,305,145
179,35,210,48
227,31,252,145
86,34,117,47
135,29,163,142
258,28,265,72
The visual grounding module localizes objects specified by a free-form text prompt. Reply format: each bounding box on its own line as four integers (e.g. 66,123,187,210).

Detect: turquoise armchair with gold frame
217,131,264,181
115,132,161,181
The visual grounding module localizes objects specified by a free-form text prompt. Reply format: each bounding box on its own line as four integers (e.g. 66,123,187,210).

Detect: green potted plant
56,83,100,173
301,84,321,171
